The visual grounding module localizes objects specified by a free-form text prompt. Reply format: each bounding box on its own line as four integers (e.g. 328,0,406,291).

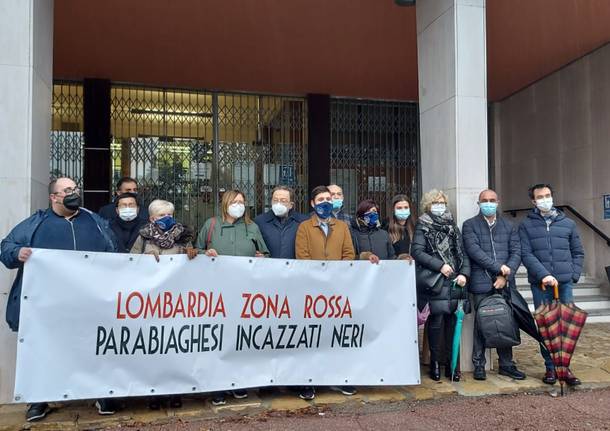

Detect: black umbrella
503,280,550,357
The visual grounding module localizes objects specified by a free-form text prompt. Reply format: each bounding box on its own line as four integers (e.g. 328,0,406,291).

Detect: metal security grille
50,82,84,185
330,98,419,219
110,85,307,230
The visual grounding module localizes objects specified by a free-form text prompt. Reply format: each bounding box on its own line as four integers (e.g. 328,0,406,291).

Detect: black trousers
471,292,515,368
427,313,457,366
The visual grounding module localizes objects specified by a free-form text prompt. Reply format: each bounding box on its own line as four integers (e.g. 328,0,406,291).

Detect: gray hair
148,199,175,217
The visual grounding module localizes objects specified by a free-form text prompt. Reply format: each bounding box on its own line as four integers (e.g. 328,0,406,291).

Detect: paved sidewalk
1,323,609,430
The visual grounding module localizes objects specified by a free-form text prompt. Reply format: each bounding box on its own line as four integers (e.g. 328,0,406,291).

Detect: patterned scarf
139,222,193,249
419,211,464,270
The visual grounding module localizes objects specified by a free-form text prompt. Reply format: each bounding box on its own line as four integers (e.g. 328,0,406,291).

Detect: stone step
586,309,610,323
518,286,602,299
526,295,610,312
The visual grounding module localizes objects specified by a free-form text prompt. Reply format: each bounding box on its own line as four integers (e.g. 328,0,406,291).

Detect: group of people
0,176,585,422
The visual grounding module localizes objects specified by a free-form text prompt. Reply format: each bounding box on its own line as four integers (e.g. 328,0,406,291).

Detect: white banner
14,249,420,403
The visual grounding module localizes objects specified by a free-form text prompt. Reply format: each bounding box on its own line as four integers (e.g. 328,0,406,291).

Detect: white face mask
271,203,289,217
535,197,553,212
228,203,246,219
430,203,446,217
118,207,138,221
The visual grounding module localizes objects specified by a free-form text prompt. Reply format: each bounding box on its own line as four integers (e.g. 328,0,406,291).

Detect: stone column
0,0,54,402
416,0,489,371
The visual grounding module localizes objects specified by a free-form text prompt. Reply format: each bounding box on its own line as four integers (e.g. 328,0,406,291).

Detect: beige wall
492,42,610,289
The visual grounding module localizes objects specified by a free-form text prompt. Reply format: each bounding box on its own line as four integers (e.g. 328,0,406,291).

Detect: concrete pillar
0,0,54,403
416,0,489,371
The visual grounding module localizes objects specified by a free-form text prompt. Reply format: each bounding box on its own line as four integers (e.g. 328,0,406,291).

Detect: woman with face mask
109,193,147,253
130,199,198,410
195,189,269,406
197,189,269,259
411,189,470,382
384,194,416,259
350,199,395,263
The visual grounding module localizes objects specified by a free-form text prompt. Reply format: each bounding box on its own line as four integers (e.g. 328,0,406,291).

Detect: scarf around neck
419,211,464,270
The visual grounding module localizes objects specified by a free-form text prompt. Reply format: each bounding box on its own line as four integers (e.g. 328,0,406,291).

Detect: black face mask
62,193,82,211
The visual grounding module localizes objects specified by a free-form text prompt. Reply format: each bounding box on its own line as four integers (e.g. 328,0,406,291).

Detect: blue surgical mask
430,203,446,217
155,215,176,231
394,208,411,220
332,199,343,210
479,202,498,217
363,211,379,227
314,201,333,219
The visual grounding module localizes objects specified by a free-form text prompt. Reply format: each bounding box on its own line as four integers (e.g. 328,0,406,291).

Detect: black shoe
95,399,116,415
499,366,526,380
543,369,557,385
169,395,182,408
331,386,357,396
565,369,581,386
231,389,248,399
445,365,460,381
298,386,315,400
148,397,161,410
211,393,226,406
26,403,50,422
429,361,441,381
473,366,486,381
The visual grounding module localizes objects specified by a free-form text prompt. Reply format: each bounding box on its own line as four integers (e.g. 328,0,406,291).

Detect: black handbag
416,266,444,296
476,293,520,349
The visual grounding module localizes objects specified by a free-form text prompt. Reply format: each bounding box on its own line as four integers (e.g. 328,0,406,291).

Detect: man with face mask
0,177,117,421
254,186,308,259
110,193,147,253
295,186,355,401
327,184,353,225
462,189,526,381
519,183,585,386
98,176,148,221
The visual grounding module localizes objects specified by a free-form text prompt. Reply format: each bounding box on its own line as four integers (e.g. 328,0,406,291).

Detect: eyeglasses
53,187,80,195
272,199,291,204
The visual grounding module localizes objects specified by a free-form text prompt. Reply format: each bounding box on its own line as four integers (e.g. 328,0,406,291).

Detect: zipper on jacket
67,219,76,250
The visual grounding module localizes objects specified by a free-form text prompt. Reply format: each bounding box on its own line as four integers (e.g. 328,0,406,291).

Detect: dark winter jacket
462,213,521,294
350,220,396,260
411,218,470,314
110,216,148,253
519,208,585,285
254,210,309,259
0,208,116,331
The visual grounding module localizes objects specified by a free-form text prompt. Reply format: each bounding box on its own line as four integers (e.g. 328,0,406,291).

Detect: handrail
504,205,610,247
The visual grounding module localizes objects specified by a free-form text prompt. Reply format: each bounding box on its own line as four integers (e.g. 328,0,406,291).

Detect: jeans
530,282,574,369
471,292,515,369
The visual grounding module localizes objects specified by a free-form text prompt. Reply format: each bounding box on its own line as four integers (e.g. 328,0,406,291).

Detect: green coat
196,216,269,257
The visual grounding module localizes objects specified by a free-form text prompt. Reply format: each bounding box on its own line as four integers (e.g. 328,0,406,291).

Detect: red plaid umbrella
533,281,587,396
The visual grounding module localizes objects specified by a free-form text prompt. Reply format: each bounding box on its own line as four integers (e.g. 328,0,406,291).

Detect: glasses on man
272,199,291,204
54,187,80,195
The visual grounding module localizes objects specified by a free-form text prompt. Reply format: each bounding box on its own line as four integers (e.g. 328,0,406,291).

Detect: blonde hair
221,189,252,224
420,189,449,213
148,199,175,217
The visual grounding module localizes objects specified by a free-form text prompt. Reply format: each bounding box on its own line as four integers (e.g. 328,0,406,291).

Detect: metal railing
504,205,610,247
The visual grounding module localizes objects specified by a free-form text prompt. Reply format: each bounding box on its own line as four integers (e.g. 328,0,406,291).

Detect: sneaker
498,366,526,380
331,386,357,396
211,394,226,406
95,399,116,415
26,403,50,422
298,386,315,400
473,366,486,381
542,369,557,385
231,389,248,399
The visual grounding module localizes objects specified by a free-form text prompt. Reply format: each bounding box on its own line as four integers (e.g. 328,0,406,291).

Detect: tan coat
130,235,191,256
295,215,355,260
